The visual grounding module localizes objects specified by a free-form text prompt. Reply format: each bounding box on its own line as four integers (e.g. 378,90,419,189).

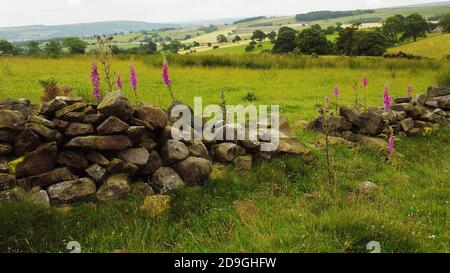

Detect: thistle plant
162,55,176,103
94,35,115,92
91,61,101,103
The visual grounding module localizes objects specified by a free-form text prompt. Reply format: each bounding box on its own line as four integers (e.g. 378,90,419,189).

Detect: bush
437,69,450,87
243,92,257,102
39,78,72,103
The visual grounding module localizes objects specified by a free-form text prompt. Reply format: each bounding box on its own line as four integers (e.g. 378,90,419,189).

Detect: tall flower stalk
362,76,368,108
162,55,176,103
388,134,395,155
383,84,393,112
116,73,123,94
407,84,413,97
333,84,339,114
91,61,101,103
322,96,335,189
129,63,140,104
94,35,115,92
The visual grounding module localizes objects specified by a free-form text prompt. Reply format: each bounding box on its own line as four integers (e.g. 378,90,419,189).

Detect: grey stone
175,157,212,185
0,110,26,130
65,122,94,137
97,116,130,135
187,141,210,159
0,173,15,191
400,118,414,132
118,147,150,166
66,135,133,150
31,190,51,207
27,123,59,141
16,142,58,177
140,150,163,176
151,167,185,194
40,99,67,116
47,178,97,205
135,104,168,128
96,174,131,202
97,92,134,121
130,182,155,196
86,151,110,166
27,115,55,128
57,150,88,169
17,167,78,189
427,86,450,98
161,140,189,164
211,143,245,162
85,164,107,182
54,102,86,118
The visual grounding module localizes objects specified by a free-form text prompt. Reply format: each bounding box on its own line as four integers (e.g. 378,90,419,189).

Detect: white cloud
66,0,81,7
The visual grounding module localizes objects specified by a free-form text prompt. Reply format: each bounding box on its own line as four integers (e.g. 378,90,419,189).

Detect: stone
161,140,189,164
390,103,415,112
239,139,261,150
86,151,110,166
96,174,131,202
85,164,107,182
118,147,150,166
130,182,155,196
0,143,13,155
140,195,171,216
211,143,245,162
107,158,139,174
427,86,450,98
400,118,414,132
83,105,96,115
407,127,424,137
65,122,94,137
0,129,18,142
151,167,185,194
328,116,352,132
187,141,210,159
60,111,85,122
175,157,212,185
97,92,134,121
40,99,67,116
52,118,69,130
54,96,84,104
16,167,78,189
16,142,57,177
0,110,26,130
54,102,86,118
339,106,361,126
356,181,379,195
27,115,55,128
357,135,388,152
341,131,358,142
0,156,8,173
359,110,384,136
129,118,155,130
233,155,253,172
31,190,51,207
321,136,355,147
394,96,412,104
135,104,168,128
414,94,427,105
126,126,146,144
83,113,105,125
429,95,450,110
414,120,434,129
66,135,133,150
0,99,32,117
97,116,130,135
27,123,59,141
47,178,97,205
57,150,88,169
0,173,15,191
424,101,439,109
0,187,23,202
140,150,163,176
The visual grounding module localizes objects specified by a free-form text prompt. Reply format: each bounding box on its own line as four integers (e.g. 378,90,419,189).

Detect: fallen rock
356,181,379,195
140,195,171,216
16,142,58,177
66,135,133,150
96,174,131,202
118,147,150,166
357,135,388,152
175,157,212,185
161,140,189,164
135,104,168,128
47,178,97,205
0,110,26,130
233,155,253,172
85,164,107,182
97,116,130,135
400,118,414,132
16,167,78,189
65,122,94,137
0,143,13,155
57,150,88,169
151,167,185,193
0,173,15,191
277,138,312,157
130,182,155,196
31,190,51,207
97,92,134,121
211,143,245,162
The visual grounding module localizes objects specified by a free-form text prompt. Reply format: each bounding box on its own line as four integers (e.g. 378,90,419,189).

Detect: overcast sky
0,0,445,27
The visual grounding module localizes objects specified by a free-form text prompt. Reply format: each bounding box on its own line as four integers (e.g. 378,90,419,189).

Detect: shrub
243,91,257,102
39,78,72,103
437,69,450,87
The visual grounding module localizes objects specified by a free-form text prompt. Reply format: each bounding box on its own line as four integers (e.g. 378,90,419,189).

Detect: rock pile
310,86,450,149
0,93,310,206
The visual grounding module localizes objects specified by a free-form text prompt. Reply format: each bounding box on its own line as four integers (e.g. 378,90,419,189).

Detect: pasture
0,55,449,253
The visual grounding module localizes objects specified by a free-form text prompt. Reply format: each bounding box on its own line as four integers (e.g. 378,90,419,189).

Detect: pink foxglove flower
362,76,368,88
388,134,395,154
116,74,123,93
407,84,413,97
91,62,101,102
383,85,393,111
129,64,138,91
162,61,171,86
333,84,340,97
325,96,330,108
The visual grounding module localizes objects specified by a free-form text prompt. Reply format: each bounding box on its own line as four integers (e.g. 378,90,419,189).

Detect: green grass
194,42,273,55
388,34,450,60
0,55,449,253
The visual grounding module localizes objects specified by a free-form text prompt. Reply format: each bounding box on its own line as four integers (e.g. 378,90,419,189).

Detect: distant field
193,41,273,55
388,34,450,60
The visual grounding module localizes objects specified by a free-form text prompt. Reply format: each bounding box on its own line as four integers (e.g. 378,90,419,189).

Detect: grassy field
0,55,449,253
388,34,450,60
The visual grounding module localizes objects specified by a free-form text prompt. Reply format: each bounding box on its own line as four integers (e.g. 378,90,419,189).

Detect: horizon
0,0,448,28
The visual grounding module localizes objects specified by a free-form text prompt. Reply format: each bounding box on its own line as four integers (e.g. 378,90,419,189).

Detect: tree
162,41,182,53
267,31,277,43
382,15,406,46
62,37,88,54
233,35,241,42
295,28,334,55
272,28,297,53
440,13,450,32
402,13,429,42
27,41,41,56
251,30,266,42
336,24,360,56
357,31,388,56
216,34,228,43
0,40,17,56
45,40,63,57
145,41,158,54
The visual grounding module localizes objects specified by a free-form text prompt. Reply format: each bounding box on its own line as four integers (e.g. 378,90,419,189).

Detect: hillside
387,34,450,60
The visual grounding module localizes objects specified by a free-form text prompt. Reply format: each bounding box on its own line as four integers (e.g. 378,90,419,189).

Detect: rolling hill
387,34,450,60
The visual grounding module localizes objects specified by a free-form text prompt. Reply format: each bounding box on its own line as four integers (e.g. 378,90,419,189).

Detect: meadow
0,55,449,253
388,34,450,60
